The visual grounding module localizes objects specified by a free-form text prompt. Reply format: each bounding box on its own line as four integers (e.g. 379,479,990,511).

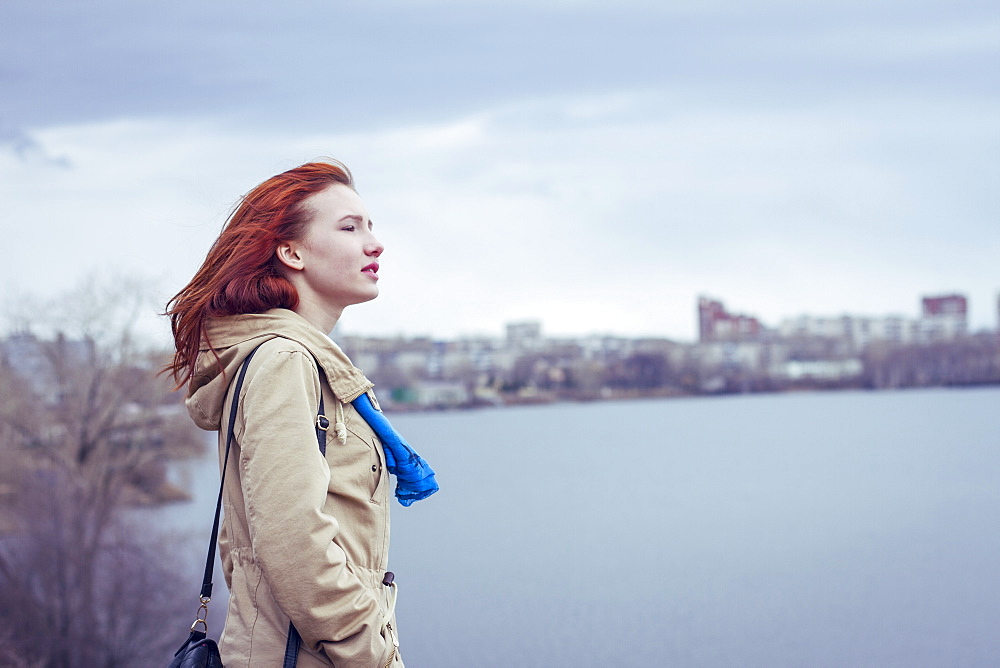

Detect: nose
366,235,384,258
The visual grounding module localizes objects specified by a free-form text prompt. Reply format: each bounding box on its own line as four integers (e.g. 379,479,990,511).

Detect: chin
353,289,380,305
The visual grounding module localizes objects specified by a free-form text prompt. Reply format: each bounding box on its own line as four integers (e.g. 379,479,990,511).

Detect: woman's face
286,183,384,314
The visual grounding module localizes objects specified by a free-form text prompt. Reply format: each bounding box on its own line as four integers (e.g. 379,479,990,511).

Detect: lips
362,262,380,277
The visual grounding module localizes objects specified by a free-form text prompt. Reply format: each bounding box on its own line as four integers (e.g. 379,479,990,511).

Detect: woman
166,161,436,667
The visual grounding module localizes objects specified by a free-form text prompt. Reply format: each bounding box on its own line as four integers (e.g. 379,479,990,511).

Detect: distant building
779,315,852,340
777,293,970,350
922,294,967,318
918,293,968,341
413,381,470,408
698,297,763,343
770,359,864,382
506,321,542,350
848,315,914,348
779,314,915,350
578,334,633,361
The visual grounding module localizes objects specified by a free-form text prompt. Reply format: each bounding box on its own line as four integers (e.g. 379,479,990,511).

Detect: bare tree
0,278,202,667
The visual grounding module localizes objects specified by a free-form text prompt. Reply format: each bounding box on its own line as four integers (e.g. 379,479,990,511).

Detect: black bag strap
194,343,329,668
200,344,263,601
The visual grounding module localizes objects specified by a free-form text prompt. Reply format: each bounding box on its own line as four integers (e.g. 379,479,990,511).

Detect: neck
292,296,343,335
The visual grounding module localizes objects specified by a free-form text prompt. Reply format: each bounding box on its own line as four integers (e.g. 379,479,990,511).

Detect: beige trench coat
186,309,403,667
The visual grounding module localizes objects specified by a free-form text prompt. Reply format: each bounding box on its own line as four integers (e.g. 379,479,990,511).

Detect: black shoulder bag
169,345,329,668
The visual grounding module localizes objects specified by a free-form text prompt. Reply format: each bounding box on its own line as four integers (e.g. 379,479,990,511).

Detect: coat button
372,465,378,472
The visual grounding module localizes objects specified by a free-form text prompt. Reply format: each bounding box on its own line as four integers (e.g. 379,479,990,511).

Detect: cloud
0,125,71,167
5,0,995,135
2,84,997,343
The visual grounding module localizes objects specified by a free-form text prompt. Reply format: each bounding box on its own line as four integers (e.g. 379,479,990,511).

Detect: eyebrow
339,214,374,227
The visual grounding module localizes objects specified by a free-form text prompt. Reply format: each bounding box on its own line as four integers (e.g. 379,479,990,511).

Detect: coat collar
201,308,373,404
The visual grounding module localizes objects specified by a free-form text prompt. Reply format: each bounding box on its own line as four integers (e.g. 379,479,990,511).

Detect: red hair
165,160,354,387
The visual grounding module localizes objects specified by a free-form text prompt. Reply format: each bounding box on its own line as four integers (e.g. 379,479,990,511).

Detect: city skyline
1,282,996,346
333,289,996,344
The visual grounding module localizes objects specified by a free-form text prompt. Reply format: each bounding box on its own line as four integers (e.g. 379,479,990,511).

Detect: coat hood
185,308,374,431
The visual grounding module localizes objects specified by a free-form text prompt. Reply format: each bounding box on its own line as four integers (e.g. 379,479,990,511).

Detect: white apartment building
779,297,969,350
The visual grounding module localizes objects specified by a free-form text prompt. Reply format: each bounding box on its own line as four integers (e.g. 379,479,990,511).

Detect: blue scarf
351,393,439,506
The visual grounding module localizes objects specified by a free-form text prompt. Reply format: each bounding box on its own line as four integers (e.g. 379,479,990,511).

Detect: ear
275,241,305,272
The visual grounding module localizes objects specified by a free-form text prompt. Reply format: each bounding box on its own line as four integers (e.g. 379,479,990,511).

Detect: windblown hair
165,160,354,387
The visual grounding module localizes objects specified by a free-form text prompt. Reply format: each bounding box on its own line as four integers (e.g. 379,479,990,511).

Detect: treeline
862,336,1000,389
359,332,1000,405
664,334,1000,396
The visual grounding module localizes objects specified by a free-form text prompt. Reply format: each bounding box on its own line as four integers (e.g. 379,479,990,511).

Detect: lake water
161,387,1000,667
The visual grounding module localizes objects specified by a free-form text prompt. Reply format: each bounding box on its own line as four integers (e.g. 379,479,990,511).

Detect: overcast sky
2,0,997,343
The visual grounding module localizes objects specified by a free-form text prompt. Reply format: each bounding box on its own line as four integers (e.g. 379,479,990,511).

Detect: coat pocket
339,421,385,500
369,436,387,503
